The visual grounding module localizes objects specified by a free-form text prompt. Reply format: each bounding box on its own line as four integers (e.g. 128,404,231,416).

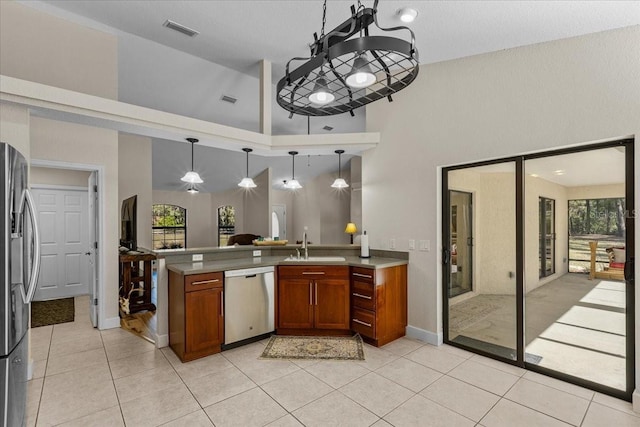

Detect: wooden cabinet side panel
185,287,223,354
376,265,408,346
168,271,186,360
315,278,350,330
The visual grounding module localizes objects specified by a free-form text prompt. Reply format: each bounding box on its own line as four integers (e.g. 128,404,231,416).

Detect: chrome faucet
302,227,308,260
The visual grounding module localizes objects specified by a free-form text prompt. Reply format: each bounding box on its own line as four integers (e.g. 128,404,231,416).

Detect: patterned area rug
31,297,75,327
449,296,500,331
261,335,365,361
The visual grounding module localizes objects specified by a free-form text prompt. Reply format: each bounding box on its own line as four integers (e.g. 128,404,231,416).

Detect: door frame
441,138,635,401
30,159,105,329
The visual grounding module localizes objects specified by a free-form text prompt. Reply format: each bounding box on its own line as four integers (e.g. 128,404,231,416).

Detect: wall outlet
253,250,262,257
389,238,396,249
408,239,415,250
192,254,203,261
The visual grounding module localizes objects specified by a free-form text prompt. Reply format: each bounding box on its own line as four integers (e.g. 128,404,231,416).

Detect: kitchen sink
283,256,346,262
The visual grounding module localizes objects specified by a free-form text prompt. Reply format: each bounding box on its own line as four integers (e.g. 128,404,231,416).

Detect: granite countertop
167,255,408,275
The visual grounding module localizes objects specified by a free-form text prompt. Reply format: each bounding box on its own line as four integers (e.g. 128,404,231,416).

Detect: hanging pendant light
238,148,257,188
308,70,335,105
181,138,203,186
331,149,349,188
345,52,376,89
284,151,302,189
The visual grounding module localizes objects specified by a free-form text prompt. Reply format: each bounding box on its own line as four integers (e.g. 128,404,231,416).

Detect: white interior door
272,204,286,240
32,188,89,301
88,172,98,327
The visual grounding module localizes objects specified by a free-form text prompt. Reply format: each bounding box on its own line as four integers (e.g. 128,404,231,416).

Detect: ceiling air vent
163,19,199,37
221,95,238,104
322,125,334,131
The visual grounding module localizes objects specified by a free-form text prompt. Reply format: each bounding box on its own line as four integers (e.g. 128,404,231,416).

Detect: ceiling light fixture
238,148,257,188
277,0,419,117
331,150,349,188
396,7,418,23
284,151,302,189
181,138,203,193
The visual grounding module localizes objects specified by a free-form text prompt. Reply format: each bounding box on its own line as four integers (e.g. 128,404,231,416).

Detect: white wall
31,166,90,187
568,184,625,200
0,103,30,159
118,134,153,250
0,1,117,99
365,26,640,348
30,117,119,326
243,168,271,237
271,189,294,241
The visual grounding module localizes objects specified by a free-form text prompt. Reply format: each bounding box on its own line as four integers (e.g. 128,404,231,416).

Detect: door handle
23,189,41,304
309,281,313,305
624,256,634,282
443,249,450,265
315,281,318,306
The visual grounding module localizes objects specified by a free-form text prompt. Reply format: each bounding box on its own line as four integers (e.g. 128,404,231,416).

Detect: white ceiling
25,0,640,192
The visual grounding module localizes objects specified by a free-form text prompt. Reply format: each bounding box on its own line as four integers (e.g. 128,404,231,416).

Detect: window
217,205,235,246
152,204,186,249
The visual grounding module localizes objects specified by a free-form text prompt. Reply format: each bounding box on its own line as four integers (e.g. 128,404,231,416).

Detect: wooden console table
119,250,157,314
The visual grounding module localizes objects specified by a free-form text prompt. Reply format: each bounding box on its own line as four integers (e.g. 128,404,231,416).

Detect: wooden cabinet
277,266,350,335
169,271,224,362
350,265,407,347
118,251,156,314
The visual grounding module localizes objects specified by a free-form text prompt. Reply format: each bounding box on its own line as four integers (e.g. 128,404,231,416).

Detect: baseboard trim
632,389,640,413
406,325,442,346
156,334,169,349
100,316,121,330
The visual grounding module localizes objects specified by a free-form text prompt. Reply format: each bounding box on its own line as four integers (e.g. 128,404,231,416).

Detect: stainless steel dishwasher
223,266,275,346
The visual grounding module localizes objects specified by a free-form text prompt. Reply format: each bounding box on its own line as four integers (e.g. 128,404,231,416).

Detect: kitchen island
155,245,408,361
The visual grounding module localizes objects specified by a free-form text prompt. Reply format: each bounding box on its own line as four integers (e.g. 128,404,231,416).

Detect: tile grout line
99,329,127,427
32,325,54,427
579,398,594,426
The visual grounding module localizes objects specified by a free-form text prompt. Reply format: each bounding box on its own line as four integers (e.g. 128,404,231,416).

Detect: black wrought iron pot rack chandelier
277,0,419,117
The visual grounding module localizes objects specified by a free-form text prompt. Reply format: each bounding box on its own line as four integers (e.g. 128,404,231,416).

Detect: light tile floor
27,296,640,426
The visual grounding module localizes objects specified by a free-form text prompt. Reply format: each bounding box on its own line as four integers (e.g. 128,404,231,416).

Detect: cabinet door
278,278,314,329
314,278,350,330
185,287,223,354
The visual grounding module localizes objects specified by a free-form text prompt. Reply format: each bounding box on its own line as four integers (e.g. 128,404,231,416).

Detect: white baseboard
406,325,442,346
633,390,640,413
100,316,121,330
27,360,34,381
156,334,169,349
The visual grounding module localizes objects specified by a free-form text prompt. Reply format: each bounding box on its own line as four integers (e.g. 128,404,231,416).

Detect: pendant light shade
238,148,257,188
187,185,199,194
308,71,335,105
331,150,349,189
181,138,203,185
345,53,376,89
284,151,302,189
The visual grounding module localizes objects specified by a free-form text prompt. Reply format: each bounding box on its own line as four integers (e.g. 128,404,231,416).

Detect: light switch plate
408,239,415,250
192,254,203,261
419,240,427,251
253,250,262,257
389,238,396,249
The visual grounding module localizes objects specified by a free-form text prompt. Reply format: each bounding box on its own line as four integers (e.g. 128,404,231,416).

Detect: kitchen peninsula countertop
167,255,408,276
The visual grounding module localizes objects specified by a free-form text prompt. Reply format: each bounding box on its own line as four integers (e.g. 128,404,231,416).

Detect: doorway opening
29,160,103,329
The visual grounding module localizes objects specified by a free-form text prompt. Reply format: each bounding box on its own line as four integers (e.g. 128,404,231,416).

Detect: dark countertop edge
166,256,408,276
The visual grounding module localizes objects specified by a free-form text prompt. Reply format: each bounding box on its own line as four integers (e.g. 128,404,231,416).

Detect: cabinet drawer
185,272,223,292
351,280,375,311
351,267,375,284
279,265,348,279
351,308,376,338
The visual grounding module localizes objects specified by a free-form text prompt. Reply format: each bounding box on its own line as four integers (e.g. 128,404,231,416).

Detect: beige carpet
261,335,365,360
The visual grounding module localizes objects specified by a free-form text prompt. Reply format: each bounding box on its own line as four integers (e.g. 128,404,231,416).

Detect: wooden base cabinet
277,266,350,335
350,265,407,347
169,271,224,362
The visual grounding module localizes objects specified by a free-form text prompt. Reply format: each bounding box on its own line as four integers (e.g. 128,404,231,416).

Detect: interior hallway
25,296,639,426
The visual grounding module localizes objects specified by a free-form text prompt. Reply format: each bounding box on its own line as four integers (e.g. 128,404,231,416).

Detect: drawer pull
352,318,372,328
302,272,325,275
353,272,372,279
352,292,372,300
191,279,220,285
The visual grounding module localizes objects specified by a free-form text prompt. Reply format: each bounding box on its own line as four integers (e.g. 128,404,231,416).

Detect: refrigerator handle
23,189,41,304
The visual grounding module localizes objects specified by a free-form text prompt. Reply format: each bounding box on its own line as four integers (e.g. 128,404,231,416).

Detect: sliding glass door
443,139,634,400
444,160,519,361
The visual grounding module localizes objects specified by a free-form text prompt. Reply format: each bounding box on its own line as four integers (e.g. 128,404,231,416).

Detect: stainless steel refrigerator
1,142,41,427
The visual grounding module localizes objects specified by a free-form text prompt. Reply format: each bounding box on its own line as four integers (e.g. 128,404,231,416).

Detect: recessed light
530,173,539,178
554,170,565,175
396,8,418,23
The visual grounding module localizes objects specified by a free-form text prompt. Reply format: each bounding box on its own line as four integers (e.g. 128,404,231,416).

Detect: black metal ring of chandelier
276,1,420,117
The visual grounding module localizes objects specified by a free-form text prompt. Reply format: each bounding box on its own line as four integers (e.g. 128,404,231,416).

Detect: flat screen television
120,195,137,250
